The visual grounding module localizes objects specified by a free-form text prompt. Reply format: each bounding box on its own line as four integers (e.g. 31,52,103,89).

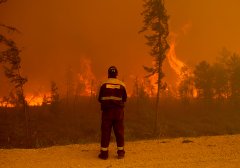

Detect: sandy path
0,134,240,168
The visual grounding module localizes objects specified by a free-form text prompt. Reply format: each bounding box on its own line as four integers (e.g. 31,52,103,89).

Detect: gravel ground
0,134,240,168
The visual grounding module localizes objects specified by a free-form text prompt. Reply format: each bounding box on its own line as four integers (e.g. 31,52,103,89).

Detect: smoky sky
1,0,240,95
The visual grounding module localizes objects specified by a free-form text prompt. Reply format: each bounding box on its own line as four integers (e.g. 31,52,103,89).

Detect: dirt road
0,134,240,168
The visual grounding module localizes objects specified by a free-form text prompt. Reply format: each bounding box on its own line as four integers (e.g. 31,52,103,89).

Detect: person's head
108,66,118,78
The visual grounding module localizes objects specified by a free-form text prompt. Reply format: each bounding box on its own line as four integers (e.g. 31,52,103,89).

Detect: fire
166,37,197,98
0,57,97,107
0,93,51,107
166,39,186,77
147,73,158,96
134,38,188,98
25,93,51,106
0,98,14,107
25,95,43,106
139,38,188,97
140,34,197,98
77,57,96,96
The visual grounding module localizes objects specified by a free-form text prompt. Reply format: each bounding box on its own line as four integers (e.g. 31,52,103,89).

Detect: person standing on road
98,66,127,160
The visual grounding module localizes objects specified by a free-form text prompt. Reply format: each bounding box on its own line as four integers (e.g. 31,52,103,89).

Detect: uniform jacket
98,78,127,111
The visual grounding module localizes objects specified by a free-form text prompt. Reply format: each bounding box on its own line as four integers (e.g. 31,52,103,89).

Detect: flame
166,39,186,78
131,75,157,98
138,38,187,97
25,95,43,106
77,57,96,96
0,98,14,107
166,37,197,98
133,38,188,98
147,73,158,96
25,93,51,106
0,58,97,107
140,73,158,97
0,93,51,107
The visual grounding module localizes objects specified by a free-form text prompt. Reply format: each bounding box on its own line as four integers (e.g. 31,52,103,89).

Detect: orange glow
77,58,96,96
0,94,50,107
147,73,158,96
1,0,240,101
135,37,189,98
137,73,158,97
0,98,14,107
25,93,51,106
166,38,186,79
166,35,198,98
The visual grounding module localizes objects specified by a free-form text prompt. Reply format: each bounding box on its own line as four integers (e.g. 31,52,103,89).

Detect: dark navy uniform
98,66,127,159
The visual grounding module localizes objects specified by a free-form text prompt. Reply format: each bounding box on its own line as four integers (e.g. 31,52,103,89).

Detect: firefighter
98,66,127,160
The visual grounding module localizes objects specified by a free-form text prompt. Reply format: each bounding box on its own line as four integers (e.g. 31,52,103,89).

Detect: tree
0,0,27,107
42,94,49,106
0,1,29,147
0,37,27,104
226,53,240,100
50,81,59,105
50,81,60,114
178,66,195,103
139,0,169,134
211,63,228,99
218,48,240,101
65,67,75,105
194,61,214,100
132,77,149,99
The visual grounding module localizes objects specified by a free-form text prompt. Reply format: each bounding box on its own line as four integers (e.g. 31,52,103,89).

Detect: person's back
98,66,127,160
98,78,127,110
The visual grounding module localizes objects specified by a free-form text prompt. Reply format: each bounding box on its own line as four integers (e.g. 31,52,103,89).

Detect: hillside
0,134,240,168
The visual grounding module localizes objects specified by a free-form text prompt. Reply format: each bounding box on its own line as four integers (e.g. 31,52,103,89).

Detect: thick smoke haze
1,0,240,96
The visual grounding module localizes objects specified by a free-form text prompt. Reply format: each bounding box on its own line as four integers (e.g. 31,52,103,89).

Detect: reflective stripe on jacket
98,78,127,110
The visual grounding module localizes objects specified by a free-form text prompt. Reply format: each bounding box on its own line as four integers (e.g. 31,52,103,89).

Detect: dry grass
0,97,240,148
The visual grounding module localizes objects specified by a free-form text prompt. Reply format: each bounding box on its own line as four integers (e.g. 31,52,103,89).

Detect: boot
117,149,125,159
98,150,108,160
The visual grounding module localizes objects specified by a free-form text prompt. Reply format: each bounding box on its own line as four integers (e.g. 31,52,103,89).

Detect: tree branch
0,24,21,33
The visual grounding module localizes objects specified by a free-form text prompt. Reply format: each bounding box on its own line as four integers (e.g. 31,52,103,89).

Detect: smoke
1,0,240,98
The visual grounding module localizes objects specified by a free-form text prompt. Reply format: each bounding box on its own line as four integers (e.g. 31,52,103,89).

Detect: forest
0,48,240,148
1,0,240,149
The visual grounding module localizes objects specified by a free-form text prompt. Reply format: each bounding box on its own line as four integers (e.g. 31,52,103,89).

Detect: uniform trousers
101,108,124,148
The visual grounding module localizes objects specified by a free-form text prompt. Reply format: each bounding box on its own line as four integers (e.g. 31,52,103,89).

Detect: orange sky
1,0,240,96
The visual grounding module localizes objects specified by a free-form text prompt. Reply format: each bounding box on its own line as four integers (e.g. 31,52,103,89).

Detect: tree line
179,48,240,103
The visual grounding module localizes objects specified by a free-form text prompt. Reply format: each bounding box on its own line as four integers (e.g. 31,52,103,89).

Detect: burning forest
1,0,240,149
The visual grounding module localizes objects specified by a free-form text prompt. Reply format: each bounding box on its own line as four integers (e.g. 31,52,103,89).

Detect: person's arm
122,87,127,102
98,85,103,103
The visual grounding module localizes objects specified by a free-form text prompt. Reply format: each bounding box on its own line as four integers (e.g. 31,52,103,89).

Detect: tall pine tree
140,0,169,135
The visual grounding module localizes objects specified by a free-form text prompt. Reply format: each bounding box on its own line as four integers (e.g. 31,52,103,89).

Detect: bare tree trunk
18,69,30,148
154,68,161,136
23,97,30,148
